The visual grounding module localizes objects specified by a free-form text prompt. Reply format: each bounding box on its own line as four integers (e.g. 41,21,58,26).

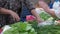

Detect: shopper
0,0,42,27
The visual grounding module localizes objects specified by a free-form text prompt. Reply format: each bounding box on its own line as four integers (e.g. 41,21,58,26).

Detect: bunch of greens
30,21,60,34
3,22,37,34
39,12,51,21
38,25,60,34
39,11,60,21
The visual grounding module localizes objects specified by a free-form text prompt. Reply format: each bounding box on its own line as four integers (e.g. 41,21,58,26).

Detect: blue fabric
20,17,26,22
49,0,59,9
49,2,53,9
55,0,59,2
20,4,32,22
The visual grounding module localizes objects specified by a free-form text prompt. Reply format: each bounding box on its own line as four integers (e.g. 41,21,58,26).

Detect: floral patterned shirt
0,0,35,27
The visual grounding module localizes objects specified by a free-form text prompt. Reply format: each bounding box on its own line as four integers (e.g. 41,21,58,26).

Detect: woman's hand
9,10,20,21
0,8,20,21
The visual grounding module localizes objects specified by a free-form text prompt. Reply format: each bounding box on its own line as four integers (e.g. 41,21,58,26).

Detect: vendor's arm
38,1,57,18
25,0,43,22
0,8,20,21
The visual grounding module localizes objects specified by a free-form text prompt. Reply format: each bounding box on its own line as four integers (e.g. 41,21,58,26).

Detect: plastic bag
53,0,60,18
38,20,53,27
1,25,11,34
38,17,54,26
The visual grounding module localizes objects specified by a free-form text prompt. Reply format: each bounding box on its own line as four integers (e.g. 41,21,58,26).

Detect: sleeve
24,0,35,10
0,0,6,7
0,0,5,11
0,0,8,9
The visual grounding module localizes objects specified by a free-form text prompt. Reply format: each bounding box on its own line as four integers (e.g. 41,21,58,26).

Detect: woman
0,0,21,27
0,0,42,27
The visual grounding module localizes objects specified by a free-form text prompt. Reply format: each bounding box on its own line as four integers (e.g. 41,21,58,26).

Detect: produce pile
36,12,60,34
3,11,60,34
3,22,37,34
3,20,60,34
25,21,60,34
39,11,52,21
38,25,60,34
31,21,60,34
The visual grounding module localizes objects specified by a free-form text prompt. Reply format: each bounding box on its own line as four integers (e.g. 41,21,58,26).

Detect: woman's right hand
0,8,20,22
9,10,20,21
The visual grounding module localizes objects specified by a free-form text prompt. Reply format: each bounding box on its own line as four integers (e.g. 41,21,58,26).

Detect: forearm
0,8,13,14
31,9,40,18
38,1,56,17
31,9,44,22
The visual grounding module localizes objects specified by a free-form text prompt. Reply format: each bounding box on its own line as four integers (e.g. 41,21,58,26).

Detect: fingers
13,16,20,22
14,14,20,21
15,15,20,21
8,10,20,22
11,13,20,22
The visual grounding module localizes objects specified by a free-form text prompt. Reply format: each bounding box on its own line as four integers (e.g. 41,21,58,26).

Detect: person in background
20,0,43,22
0,0,21,27
0,0,43,27
38,0,60,18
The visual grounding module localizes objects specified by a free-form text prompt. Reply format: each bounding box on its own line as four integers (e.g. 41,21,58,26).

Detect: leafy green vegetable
19,32,28,34
4,21,60,34
4,27,19,34
3,22,37,34
38,25,60,34
40,12,51,20
29,20,60,34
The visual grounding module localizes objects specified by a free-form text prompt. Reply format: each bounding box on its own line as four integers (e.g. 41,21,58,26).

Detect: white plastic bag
53,1,60,10
1,25,11,34
53,0,60,18
38,17,54,26
38,20,53,27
